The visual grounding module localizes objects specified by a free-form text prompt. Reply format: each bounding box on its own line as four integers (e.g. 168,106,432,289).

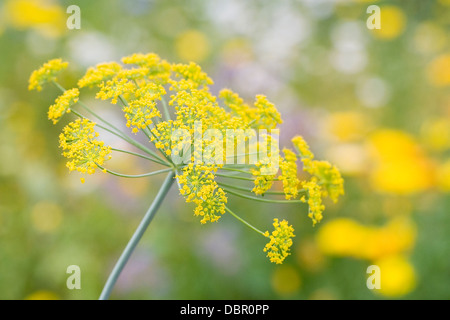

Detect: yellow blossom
279,149,300,200
122,52,171,84
375,255,417,297
292,135,314,165
251,158,277,196
28,58,68,91
176,163,227,223
48,88,79,124
264,219,295,264
219,88,256,125
96,78,136,104
301,178,325,226
77,62,122,88
123,83,164,133
170,62,213,90
292,135,344,204
59,118,111,176
253,95,283,129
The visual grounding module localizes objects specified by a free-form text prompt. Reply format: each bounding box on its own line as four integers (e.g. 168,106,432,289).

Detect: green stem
99,171,175,300
96,164,172,179
222,187,306,204
215,173,255,181
217,181,295,196
161,96,171,121
110,147,164,163
218,167,253,175
225,206,266,236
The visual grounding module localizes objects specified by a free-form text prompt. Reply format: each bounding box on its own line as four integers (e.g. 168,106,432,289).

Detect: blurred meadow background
0,0,449,300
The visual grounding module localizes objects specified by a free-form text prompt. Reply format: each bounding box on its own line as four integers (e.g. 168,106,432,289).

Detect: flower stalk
99,171,175,300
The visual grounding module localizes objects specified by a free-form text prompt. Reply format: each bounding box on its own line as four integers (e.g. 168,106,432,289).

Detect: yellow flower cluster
301,179,325,226
48,88,79,124
291,135,345,224
122,53,171,84
28,58,68,91
264,219,295,264
219,89,255,125
150,120,175,156
59,118,111,176
279,149,300,200
123,83,164,133
253,95,283,129
176,163,227,224
77,62,122,88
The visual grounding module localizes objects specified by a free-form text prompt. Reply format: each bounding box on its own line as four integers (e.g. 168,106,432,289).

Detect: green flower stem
217,181,301,196
161,96,171,121
218,167,253,175
96,164,172,179
215,173,255,181
99,171,176,300
225,206,266,236
54,81,121,133
222,187,306,204
110,147,165,163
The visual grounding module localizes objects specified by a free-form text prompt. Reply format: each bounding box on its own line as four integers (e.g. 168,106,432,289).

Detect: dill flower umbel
28,58,68,91
29,52,344,295
264,219,295,264
48,88,79,124
77,62,122,88
279,148,300,200
59,118,111,176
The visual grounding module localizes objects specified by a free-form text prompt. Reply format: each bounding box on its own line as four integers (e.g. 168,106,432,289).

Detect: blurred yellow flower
427,54,450,87
372,6,406,40
175,30,211,63
316,218,367,258
271,264,301,296
364,218,416,261
4,0,66,37
25,290,60,300
317,217,416,261
31,201,63,233
367,129,434,195
375,255,416,297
